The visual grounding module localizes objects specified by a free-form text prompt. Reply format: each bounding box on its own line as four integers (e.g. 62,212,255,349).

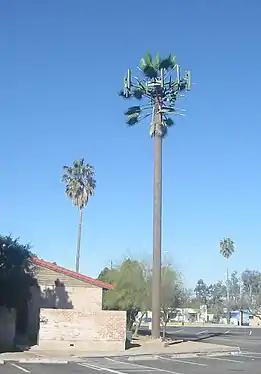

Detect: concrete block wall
0,308,16,350
38,308,126,351
27,285,103,344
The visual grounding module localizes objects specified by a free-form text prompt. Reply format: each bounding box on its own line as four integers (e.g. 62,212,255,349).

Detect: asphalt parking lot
3,353,261,374
163,325,261,352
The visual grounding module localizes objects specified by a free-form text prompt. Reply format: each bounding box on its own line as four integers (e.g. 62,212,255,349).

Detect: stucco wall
38,308,126,351
27,265,103,344
0,308,16,350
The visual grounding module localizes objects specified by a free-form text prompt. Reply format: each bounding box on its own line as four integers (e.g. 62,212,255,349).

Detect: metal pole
226,267,230,324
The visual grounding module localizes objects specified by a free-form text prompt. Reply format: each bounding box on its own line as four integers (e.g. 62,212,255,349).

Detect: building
18,257,126,351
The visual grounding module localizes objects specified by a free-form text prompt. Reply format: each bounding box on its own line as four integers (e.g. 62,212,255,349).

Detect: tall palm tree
62,159,96,273
220,237,235,322
120,53,191,338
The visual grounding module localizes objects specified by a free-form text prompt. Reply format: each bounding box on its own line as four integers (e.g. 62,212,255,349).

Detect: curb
127,349,241,361
18,359,69,364
0,361,4,365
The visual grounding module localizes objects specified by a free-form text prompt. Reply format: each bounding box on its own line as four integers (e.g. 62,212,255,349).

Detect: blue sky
1,0,260,288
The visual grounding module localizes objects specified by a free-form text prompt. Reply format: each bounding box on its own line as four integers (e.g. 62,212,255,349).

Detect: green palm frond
124,106,141,116
154,52,161,69
62,159,96,209
133,88,144,100
159,54,176,70
141,64,158,79
163,117,174,127
220,238,235,259
126,113,139,126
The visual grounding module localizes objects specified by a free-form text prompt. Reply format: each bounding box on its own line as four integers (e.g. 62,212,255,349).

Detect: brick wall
0,308,16,350
38,308,126,351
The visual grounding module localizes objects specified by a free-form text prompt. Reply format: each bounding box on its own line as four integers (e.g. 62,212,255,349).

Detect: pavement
2,352,261,373
1,325,261,373
159,325,261,352
0,340,239,362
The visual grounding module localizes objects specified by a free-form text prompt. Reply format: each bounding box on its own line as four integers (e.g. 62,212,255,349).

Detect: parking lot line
242,351,261,355
239,353,261,359
103,358,182,374
159,356,207,367
203,356,244,363
78,363,104,372
196,329,208,335
10,363,31,373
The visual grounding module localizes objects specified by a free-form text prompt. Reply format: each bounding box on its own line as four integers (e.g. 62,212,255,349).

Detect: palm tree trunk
152,99,162,339
76,208,83,273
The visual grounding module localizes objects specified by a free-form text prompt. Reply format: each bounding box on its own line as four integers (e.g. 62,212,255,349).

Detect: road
3,353,261,374
163,325,261,352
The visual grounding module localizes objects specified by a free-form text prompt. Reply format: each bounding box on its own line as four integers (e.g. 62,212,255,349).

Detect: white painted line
79,363,130,374
105,357,157,369
10,363,31,373
123,370,155,372
78,363,103,371
172,329,184,334
242,351,261,355
196,329,208,335
203,356,244,363
104,358,181,374
239,354,261,359
159,356,207,367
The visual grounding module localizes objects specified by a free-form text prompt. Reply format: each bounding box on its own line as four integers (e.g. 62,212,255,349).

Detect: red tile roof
30,257,115,290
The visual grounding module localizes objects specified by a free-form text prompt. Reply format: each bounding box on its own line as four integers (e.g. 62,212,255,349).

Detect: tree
241,270,261,315
228,271,241,310
62,159,96,272
220,237,235,320
120,53,192,338
0,235,36,311
98,258,148,330
194,279,210,306
208,281,227,322
160,265,187,338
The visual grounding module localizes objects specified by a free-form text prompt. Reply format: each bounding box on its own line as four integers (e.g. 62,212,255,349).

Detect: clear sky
1,0,260,288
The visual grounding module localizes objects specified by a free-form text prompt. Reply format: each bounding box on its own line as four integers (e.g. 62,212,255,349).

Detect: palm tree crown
119,52,191,137
62,159,96,209
220,237,235,259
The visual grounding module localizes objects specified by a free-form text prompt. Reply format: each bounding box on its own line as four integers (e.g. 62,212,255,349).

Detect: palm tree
120,53,191,338
220,237,235,322
62,159,96,273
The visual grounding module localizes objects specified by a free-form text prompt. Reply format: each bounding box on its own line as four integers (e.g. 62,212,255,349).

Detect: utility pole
120,54,192,338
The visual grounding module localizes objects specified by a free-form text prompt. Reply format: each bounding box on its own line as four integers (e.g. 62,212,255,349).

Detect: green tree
220,237,235,320
228,271,241,310
120,53,192,338
208,281,226,322
62,159,96,272
98,258,148,330
160,265,187,338
194,279,210,306
241,270,261,314
0,235,36,332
